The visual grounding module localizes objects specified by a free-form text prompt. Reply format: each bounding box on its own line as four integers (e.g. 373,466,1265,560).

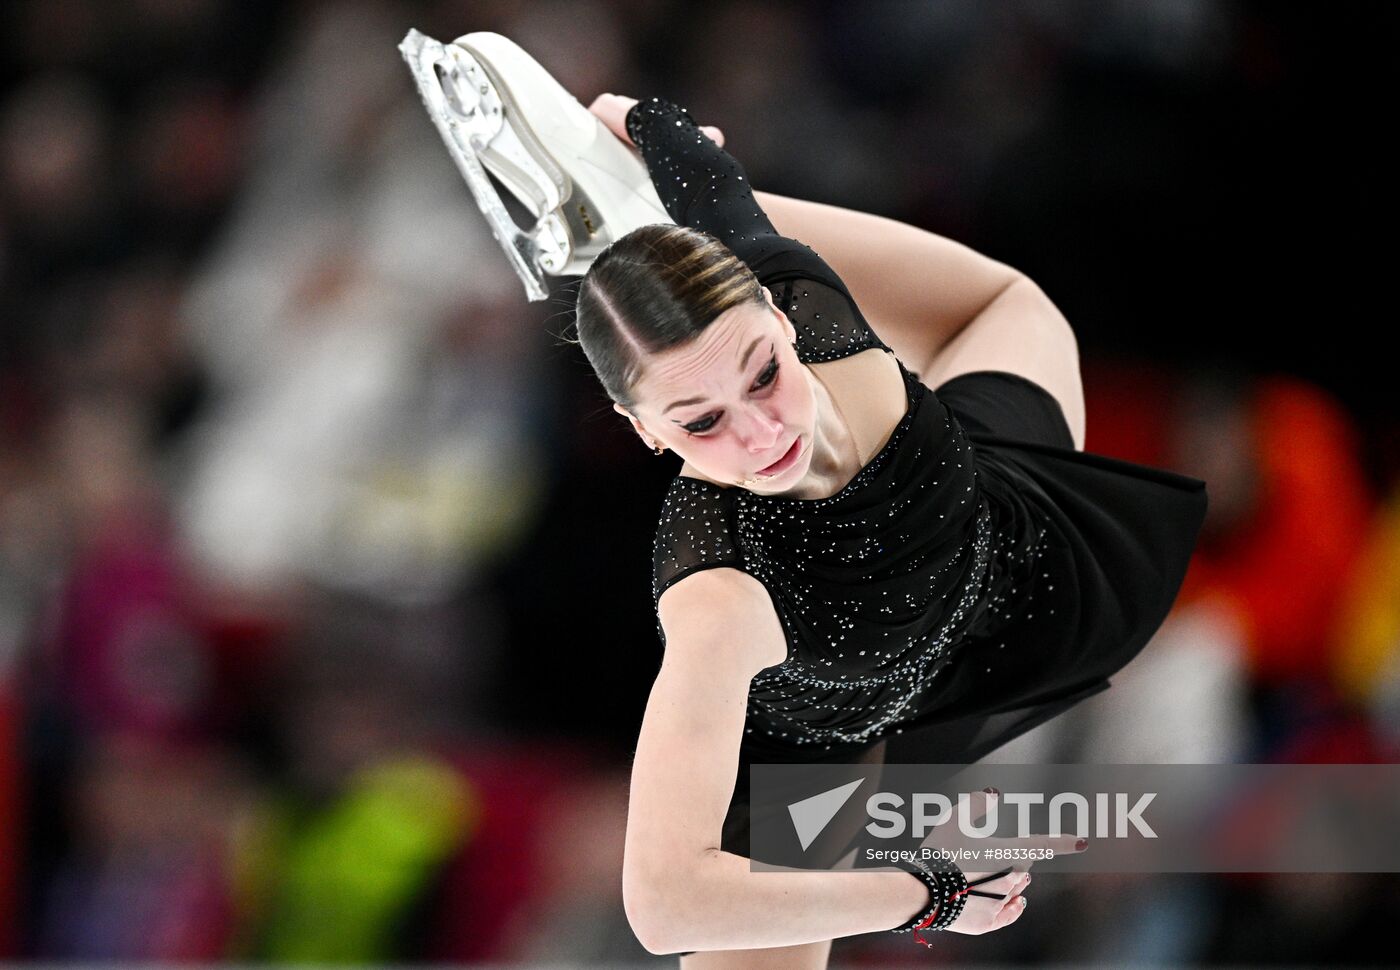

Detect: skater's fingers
1047,835,1090,855
993,894,1028,930
945,886,1027,936
700,125,725,147
587,93,638,146
589,92,637,110
960,868,1025,899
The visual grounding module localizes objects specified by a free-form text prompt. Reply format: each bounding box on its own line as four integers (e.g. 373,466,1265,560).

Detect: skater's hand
588,93,725,149
944,867,1032,935
587,93,637,144
917,788,1089,936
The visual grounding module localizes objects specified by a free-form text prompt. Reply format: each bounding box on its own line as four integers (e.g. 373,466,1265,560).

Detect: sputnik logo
787,780,864,850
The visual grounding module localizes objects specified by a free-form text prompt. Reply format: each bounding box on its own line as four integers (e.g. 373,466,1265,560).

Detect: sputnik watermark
864,790,1157,839
747,764,1400,872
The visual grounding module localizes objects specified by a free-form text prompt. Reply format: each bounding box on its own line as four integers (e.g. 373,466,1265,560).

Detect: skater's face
615,289,818,494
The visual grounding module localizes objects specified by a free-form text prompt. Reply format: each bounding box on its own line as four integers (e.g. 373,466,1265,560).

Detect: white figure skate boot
398,29,674,301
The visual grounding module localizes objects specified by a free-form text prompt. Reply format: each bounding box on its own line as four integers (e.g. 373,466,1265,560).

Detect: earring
651,442,665,455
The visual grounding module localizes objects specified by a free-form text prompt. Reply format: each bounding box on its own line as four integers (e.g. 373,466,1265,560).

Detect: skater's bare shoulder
657,565,788,675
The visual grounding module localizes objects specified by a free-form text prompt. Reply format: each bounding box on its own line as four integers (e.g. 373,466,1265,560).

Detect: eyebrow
662,336,769,414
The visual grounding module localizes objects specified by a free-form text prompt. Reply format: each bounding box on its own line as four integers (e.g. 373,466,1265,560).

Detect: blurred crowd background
0,0,1396,964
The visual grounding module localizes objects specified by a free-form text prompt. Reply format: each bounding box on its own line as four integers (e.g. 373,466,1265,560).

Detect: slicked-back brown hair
570,224,766,412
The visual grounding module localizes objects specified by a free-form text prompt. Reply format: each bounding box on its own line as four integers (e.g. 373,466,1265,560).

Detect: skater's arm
624,568,930,955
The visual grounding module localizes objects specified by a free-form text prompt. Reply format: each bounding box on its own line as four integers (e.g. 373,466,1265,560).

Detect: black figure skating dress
626,98,1209,859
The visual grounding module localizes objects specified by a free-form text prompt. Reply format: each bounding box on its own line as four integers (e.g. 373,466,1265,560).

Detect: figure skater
400,31,1208,967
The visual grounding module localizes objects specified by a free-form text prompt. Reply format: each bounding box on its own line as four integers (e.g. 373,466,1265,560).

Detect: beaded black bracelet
923,855,970,933
889,854,969,941
889,857,940,933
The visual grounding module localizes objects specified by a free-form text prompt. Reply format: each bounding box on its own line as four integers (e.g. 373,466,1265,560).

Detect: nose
741,409,783,454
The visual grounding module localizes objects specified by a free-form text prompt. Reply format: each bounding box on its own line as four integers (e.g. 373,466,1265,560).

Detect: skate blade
451,33,651,278
399,28,569,302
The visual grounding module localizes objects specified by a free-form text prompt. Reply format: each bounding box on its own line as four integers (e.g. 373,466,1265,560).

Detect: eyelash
682,357,780,436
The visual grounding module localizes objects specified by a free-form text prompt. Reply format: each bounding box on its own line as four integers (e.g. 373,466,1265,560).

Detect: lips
757,437,801,476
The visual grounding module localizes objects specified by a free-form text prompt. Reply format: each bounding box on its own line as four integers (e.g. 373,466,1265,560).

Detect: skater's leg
753,190,1084,450
753,190,1020,375
920,277,1085,450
